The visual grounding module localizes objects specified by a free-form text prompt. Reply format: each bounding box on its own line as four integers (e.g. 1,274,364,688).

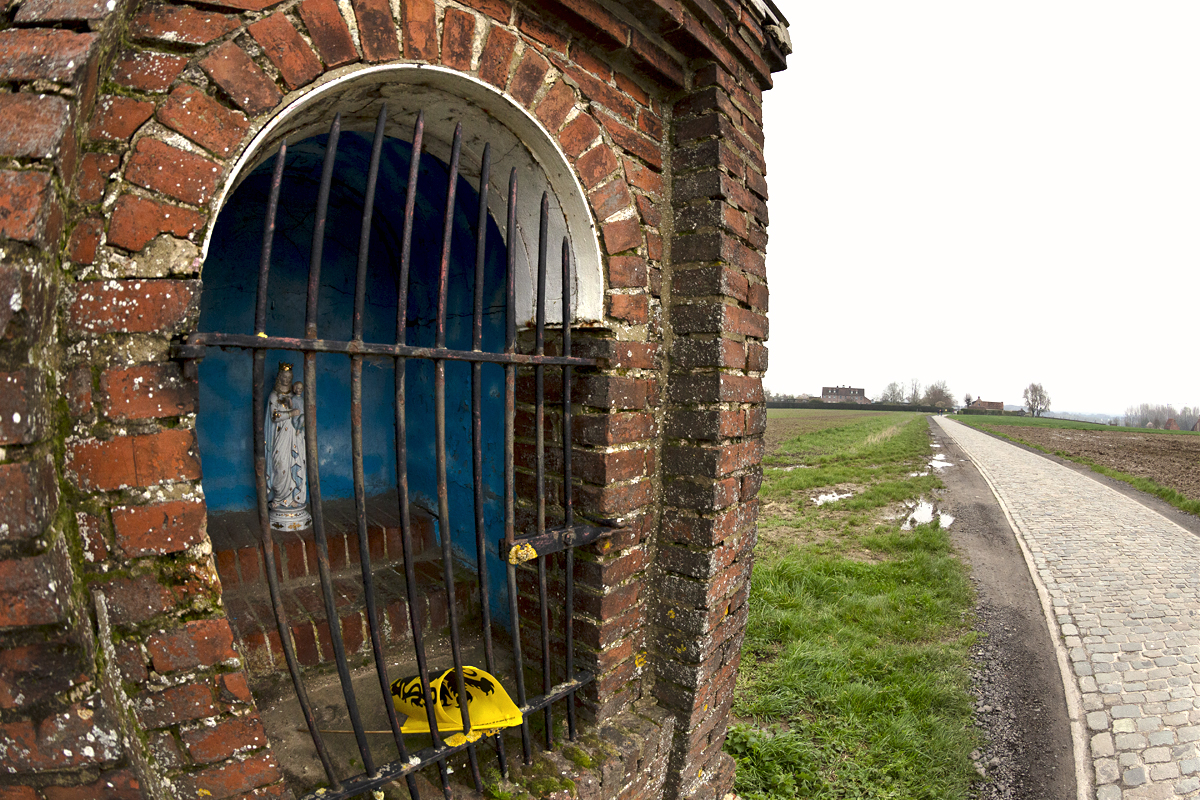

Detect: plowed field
991,426,1200,501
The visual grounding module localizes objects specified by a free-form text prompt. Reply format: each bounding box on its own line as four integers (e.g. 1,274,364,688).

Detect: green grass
769,412,921,462
953,415,1200,516
956,414,1199,436
763,413,932,499
730,412,978,800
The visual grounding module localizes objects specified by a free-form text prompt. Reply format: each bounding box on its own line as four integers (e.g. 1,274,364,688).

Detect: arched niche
205,64,605,327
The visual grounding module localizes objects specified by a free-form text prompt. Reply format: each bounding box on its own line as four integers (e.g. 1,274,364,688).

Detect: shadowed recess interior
197,131,508,605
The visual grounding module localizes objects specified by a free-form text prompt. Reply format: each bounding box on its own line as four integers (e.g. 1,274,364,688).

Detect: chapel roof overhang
530,0,790,91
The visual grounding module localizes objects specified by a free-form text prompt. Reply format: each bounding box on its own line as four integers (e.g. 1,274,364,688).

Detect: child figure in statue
265,363,312,530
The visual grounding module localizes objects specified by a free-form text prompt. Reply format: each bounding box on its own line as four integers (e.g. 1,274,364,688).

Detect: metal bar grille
185,108,607,800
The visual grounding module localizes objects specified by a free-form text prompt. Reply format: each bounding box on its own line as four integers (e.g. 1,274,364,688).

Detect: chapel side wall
0,2,639,798
654,43,774,800
0,4,233,798
0,0,784,795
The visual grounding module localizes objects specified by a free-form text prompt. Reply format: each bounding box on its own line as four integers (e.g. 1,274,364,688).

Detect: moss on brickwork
528,776,575,796
482,765,530,800
457,695,669,798
517,758,576,797
562,744,593,770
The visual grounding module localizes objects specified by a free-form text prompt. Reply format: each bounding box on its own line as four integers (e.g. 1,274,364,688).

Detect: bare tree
923,380,954,409
964,393,973,407
1023,383,1051,417
907,378,922,405
880,381,905,403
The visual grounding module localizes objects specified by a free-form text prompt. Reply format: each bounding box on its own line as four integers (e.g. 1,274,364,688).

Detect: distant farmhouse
968,399,1004,411
822,386,871,405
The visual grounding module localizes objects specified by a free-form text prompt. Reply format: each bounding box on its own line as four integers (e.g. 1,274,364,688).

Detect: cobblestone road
934,417,1200,800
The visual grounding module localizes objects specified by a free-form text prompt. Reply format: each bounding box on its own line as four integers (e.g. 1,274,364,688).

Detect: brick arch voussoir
88,0,664,319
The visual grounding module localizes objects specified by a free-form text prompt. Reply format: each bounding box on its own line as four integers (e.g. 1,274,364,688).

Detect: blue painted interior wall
198,131,511,623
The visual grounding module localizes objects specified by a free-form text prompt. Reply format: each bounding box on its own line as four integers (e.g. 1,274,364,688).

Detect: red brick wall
656,54,771,798
0,0,784,795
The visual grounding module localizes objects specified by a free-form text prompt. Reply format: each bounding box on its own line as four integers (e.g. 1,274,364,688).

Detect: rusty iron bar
520,675,592,715
351,106,386,342
194,107,616,799
297,731,491,800
302,114,377,776
252,141,342,790
299,672,593,738
502,167,532,766
349,105,423,800
472,143,498,675
391,112,453,796
177,333,591,366
293,673,604,800
471,143,507,775
535,192,553,751
254,141,286,338
433,122,485,793
561,236,577,741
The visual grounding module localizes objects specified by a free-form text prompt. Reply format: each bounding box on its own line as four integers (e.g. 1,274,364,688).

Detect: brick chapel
0,0,789,796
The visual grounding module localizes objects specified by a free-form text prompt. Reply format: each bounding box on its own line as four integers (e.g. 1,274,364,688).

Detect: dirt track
994,426,1200,501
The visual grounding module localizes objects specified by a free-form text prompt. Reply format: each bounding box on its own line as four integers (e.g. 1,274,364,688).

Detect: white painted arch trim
205,64,604,327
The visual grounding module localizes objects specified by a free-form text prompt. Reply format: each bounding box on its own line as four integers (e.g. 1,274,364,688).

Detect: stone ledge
403,698,677,800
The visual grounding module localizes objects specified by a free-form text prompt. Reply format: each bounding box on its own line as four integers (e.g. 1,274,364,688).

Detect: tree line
878,379,953,407
768,380,1053,416
1123,404,1199,431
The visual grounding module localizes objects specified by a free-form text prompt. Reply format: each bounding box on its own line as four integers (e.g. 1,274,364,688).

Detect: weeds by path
729,412,978,799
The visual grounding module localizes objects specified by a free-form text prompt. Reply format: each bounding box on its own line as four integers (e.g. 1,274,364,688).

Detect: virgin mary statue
265,363,312,530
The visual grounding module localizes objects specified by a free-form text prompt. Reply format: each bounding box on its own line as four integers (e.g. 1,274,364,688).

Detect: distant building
968,399,1004,412
1165,418,1181,430
822,386,871,404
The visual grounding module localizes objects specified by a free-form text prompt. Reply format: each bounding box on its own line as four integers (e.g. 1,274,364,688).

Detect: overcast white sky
761,2,1199,416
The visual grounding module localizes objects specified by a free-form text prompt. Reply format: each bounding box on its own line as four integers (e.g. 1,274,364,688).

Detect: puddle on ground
901,500,954,530
812,490,853,506
929,453,954,470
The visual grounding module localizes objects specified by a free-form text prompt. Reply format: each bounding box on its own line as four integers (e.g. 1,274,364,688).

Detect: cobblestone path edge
936,417,1093,800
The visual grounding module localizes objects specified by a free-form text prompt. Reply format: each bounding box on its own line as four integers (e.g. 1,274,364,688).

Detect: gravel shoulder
929,421,1077,800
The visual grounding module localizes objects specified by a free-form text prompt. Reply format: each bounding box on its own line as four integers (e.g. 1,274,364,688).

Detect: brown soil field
991,426,1200,501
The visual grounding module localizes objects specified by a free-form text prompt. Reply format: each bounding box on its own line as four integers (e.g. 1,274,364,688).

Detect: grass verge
729,411,979,799
953,415,1198,436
